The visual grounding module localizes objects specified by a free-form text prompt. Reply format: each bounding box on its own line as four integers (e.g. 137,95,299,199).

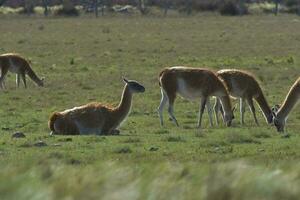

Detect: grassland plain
0,14,300,200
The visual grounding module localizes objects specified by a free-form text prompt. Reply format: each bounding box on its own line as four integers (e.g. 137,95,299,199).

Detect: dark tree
94,0,98,17
274,0,280,15
0,0,7,6
185,0,192,15
163,0,171,16
298,0,300,16
42,0,49,16
138,0,147,15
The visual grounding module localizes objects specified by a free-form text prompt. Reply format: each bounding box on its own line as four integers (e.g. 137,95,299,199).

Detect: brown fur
274,77,300,132
278,77,300,117
49,112,62,132
216,69,273,124
49,80,144,135
159,67,229,101
0,53,44,88
158,66,234,128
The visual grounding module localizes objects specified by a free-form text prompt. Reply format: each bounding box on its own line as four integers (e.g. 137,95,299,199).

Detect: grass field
0,14,300,199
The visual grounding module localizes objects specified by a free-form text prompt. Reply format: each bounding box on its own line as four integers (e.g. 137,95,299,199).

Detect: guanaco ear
271,104,280,113
123,77,129,83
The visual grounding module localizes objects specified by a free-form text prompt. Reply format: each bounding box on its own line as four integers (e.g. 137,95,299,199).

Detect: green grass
0,15,300,199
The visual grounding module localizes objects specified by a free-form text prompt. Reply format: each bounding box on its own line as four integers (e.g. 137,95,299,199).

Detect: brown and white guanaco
158,66,234,128
0,53,44,88
48,78,145,135
214,69,273,126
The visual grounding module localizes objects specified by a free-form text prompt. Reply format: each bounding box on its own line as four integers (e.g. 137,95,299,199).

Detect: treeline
1,0,300,16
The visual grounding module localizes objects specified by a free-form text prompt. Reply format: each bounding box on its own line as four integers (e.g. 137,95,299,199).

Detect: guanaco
0,53,44,88
158,66,234,128
273,77,300,132
214,69,273,125
48,78,145,135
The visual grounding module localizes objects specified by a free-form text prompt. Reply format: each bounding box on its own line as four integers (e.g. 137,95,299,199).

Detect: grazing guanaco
214,69,273,126
273,77,300,132
0,53,44,88
158,66,234,128
49,78,145,135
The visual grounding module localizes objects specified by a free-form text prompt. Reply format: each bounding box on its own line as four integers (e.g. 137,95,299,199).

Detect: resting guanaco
48,78,145,135
214,69,273,125
158,66,234,128
273,77,300,132
0,53,44,88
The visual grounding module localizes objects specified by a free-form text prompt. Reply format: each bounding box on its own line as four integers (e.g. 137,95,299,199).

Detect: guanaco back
0,53,44,88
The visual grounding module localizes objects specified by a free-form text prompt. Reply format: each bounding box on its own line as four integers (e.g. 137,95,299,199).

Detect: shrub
55,0,79,16
16,0,36,15
55,6,79,16
194,0,219,12
285,0,298,7
219,0,240,16
0,6,23,15
284,0,300,14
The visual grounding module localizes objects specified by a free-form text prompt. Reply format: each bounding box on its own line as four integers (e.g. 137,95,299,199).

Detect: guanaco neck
112,84,133,122
276,83,299,121
25,64,43,86
218,93,232,116
255,90,273,123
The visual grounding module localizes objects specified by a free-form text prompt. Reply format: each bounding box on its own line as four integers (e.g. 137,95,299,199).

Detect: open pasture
0,15,300,199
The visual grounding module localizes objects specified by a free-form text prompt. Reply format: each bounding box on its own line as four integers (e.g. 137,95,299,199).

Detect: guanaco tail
214,69,273,126
273,77,300,132
0,53,44,88
48,78,145,135
158,66,234,128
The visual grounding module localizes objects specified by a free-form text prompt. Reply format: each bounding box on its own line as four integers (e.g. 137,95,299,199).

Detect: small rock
111,129,120,135
12,132,26,138
58,138,72,142
69,159,81,165
281,134,290,139
38,25,44,30
20,143,31,148
34,141,47,147
52,143,62,147
149,147,159,152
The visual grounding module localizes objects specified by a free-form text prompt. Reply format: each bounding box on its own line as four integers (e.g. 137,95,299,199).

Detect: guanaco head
38,77,45,87
271,104,280,114
224,107,235,127
271,104,284,132
265,104,276,124
123,78,145,93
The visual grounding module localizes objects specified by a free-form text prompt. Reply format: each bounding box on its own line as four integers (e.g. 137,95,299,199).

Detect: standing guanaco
273,77,300,132
49,78,145,135
158,66,234,128
214,69,273,125
0,53,44,88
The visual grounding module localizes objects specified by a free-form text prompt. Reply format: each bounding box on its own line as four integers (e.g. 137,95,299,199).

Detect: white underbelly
75,121,102,135
177,78,203,100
